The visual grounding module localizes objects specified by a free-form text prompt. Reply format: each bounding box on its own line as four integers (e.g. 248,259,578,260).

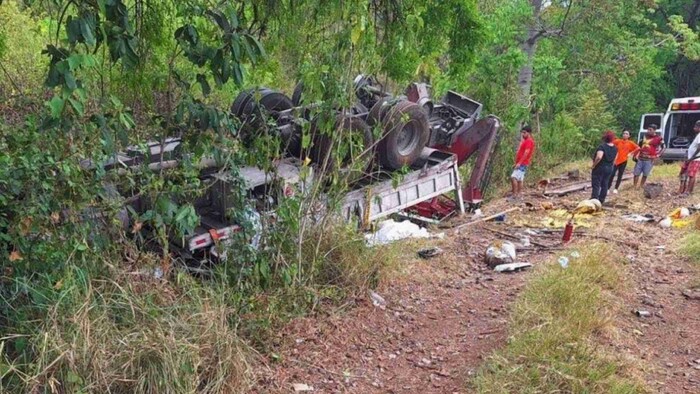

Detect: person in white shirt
683,120,700,195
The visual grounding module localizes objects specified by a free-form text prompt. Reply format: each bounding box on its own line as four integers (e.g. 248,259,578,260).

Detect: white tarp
365,219,442,246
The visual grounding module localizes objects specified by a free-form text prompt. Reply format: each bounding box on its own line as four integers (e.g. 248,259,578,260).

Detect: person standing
682,120,700,195
591,131,618,204
510,125,535,198
633,124,665,188
608,129,639,194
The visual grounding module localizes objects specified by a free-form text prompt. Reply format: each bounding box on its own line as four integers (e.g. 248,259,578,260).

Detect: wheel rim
397,122,419,156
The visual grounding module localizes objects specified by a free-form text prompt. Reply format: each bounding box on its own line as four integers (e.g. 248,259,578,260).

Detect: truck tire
231,88,293,124
291,82,304,106
366,97,393,127
230,89,296,154
374,100,430,170
311,115,374,181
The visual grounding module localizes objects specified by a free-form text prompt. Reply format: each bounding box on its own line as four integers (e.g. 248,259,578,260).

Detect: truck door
637,113,663,143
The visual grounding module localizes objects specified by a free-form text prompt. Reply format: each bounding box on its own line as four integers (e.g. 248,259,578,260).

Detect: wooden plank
544,173,633,196
453,207,521,233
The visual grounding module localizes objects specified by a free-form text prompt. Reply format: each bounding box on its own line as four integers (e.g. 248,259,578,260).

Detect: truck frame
100,79,501,266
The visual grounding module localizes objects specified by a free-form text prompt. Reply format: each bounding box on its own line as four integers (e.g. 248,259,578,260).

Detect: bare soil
256,173,700,393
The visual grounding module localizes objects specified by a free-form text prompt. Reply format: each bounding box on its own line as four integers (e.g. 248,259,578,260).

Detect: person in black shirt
590,131,618,204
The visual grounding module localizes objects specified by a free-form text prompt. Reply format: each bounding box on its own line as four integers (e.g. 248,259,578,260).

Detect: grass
1,220,401,393
1,265,255,393
678,230,700,289
473,245,646,394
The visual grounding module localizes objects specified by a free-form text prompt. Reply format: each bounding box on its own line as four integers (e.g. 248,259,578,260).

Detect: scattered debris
622,214,655,223
369,290,387,308
574,198,602,214
493,262,532,273
540,201,555,210
538,208,595,229
659,217,672,228
418,247,443,259
669,207,691,219
570,251,580,259
634,310,652,318
558,256,569,269
293,383,314,392
365,219,442,246
485,241,517,268
643,182,663,199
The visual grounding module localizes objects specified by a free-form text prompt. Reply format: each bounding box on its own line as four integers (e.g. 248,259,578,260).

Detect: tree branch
0,60,22,94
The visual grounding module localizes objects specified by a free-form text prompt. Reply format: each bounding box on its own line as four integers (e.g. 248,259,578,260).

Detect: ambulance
639,97,700,161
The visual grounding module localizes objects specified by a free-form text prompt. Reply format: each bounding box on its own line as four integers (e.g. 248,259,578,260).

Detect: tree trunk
517,0,545,110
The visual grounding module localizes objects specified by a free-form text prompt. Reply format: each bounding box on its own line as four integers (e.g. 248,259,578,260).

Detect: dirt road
257,173,700,393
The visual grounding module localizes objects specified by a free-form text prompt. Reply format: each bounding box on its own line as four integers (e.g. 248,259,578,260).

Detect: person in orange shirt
607,129,639,194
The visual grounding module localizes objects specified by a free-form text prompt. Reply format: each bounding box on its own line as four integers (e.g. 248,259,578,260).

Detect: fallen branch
454,207,522,233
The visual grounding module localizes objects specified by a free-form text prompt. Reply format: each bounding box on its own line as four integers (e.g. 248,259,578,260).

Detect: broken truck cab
179,158,311,264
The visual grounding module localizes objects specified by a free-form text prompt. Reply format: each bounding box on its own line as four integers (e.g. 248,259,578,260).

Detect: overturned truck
107,76,501,265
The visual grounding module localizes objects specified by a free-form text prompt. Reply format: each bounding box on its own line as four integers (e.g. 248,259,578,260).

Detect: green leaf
75,88,88,101
66,17,81,44
231,35,241,61
67,55,82,70
80,18,96,46
245,35,266,60
232,63,243,86
205,10,230,32
196,74,211,96
302,133,311,149
242,35,256,63
221,56,231,84
227,6,239,30
68,98,84,117
118,113,135,130
97,0,107,15
64,72,77,90
48,97,65,118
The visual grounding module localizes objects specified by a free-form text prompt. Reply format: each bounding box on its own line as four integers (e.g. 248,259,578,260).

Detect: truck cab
639,97,700,161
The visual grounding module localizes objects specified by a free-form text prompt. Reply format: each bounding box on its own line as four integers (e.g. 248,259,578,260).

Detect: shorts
511,165,528,181
687,160,700,178
633,160,653,177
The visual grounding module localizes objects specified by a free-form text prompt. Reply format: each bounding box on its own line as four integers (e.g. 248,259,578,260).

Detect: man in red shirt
632,124,665,188
511,126,535,197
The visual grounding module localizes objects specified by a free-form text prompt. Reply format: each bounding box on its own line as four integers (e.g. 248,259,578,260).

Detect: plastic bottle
558,256,569,269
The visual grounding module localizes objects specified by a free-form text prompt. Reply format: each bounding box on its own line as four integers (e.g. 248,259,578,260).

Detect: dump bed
340,149,464,226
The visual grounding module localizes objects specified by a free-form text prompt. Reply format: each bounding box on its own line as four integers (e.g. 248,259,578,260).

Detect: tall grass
1,265,255,393
473,245,646,394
